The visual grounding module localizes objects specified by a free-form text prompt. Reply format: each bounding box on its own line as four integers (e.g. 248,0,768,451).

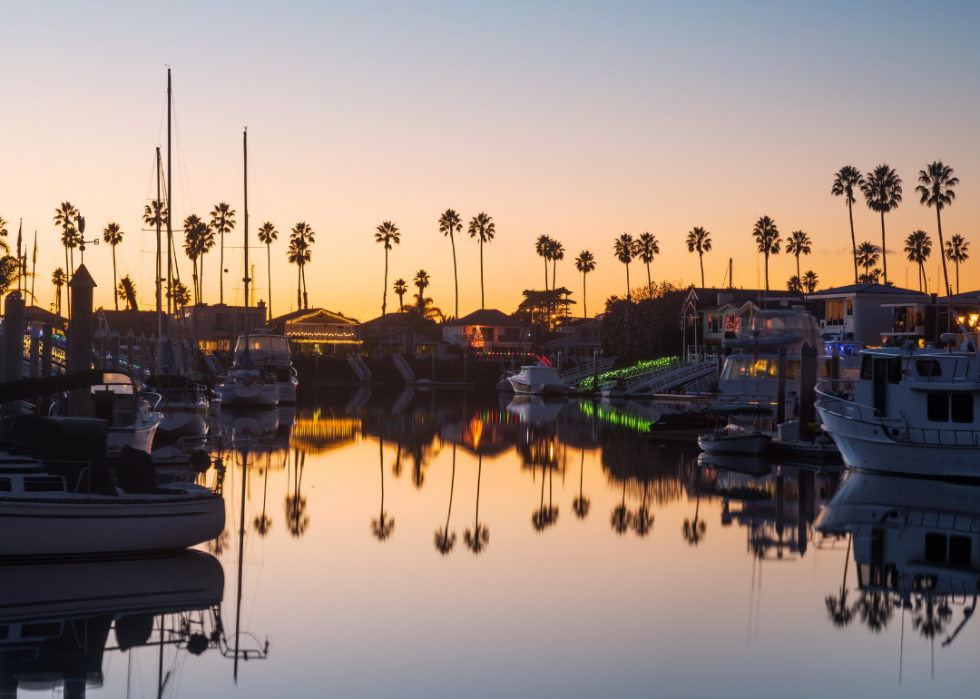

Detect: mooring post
67,265,96,416
2,292,27,417
29,323,40,378
831,344,840,392
797,472,808,558
110,330,120,371
776,343,787,424
431,353,436,382
41,324,52,379
799,342,818,442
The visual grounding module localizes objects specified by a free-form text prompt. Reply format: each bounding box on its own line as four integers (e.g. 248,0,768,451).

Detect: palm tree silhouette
536,235,553,290
613,233,637,299
375,221,401,315
803,270,818,295
904,230,932,293
856,241,880,280
550,239,565,291
944,234,970,295
785,230,812,284
610,477,630,535
372,439,395,542
51,267,66,315
912,597,947,639
631,483,654,537
916,161,959,297
832,165,865,282
531,465,559,532
825,537,854,628
463,454,489,554
284,448,309,538
209,202,236,304
861,164,902,286
572,450,590,519
574,250,596,319
434,444,457,555
254,461,273,537
855,591,893,633
752,217,781,293
413,269,431,312
787,275,802,293
168,281,191,307
102,222,124,310
636,232,660,297
290,222,315,309
0,216,7,250
685,227,711,287
182,214,205,303
53,201,79,312
682,491,706,545
257,222,278,317
287,237,311,310
393,278,408,312
468,213,495,310
116,275,139,311
439,209,463,318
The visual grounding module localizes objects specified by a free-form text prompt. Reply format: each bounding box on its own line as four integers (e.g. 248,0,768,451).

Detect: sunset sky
3,1,979,320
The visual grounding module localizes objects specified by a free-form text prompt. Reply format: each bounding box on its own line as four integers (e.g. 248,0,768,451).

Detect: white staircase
203,351,224,377
347,352,372,381
560,356,617,387
392,353,415,382
624,358,718,396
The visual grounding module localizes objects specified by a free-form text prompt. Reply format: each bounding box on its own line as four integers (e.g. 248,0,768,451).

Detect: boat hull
698,433,771,455
509,380,569,395
158,404,209,437
215,382,279,409
106,415,163,455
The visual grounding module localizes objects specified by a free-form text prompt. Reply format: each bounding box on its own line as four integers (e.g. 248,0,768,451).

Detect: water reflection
463,454,489,555
433,444,456,554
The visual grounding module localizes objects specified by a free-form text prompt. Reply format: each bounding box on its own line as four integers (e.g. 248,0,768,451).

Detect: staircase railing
392,353,415,382
347,352,372,381
561,355,616,386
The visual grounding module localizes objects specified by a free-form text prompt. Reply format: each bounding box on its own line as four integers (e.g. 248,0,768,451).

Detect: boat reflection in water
817,472,980,654
0,551,222,698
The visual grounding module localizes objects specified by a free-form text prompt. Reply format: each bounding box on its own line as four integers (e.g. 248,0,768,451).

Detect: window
215,313,228,329
888,358,902,384
916,360,942,377
952,393,974,423
707,314,721,333
925,532,947,563
0,478,9,492
950,535,972,567
860,355,873,380
24,476,64,493
846,300,853,316
826,300,844,325
927,393,949,422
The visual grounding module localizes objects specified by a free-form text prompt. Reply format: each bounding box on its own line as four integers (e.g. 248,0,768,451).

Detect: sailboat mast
243,129,249,355
167,68,173,321
156,147,162,337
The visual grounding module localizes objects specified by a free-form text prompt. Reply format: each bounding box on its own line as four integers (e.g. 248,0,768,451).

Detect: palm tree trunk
848,200,858,283
302,265,309,309
764,252,769,294
582,272,587,319
544,256,549,291
267,242,273,319
646,262,652,298
796,253,801,283
219,230,224,304
451,234,459,319
699,253,705,288
552,259,557,291
297,264,302,309
880,211,888,286
382,250,389,315
475,453,483,528
937,209,951,299
920,262,926,294
66,244,72,320
112,246,119,311
480,241,485,310
956,259,960,295
625,262,630,300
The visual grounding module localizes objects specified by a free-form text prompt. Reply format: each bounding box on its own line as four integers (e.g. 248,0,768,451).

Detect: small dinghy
697,405,773,455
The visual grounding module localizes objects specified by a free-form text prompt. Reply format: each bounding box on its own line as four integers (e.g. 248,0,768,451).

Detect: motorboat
504,394,568,424
507,363,569,395
649,410,725,442
815,340,980,477
231,332,298,403
145,373,209,438
215,367,280,409
0,412,224,557
497,370,516,392
697,405,773,455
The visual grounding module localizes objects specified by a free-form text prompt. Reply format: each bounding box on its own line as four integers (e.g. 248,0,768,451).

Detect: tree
53,201,79,312
439,209,463,318
826,538,854,628
51,267,67,315
193,219,216,302
917,161,959,297
142,201,169,304
803,270,819,294
208,202,236,304
290,222,315,310
574,250,596,319
393,278,408,311
550,239,565,291
102,222,124,310
254,462,273,537
856,241,880,280
685,227,711,287
468,213,495,310
257,222,278,317
787,275,803,293
861,164,902,286
785,230,812,283
434,445,457,555
0,216,8,253
751,216,781,293
535,234,553,290
182,214,205,303
287,237,311,310
375,221,401,315
167,281,191,307
945,234,970,295
116,275,139,311
832,165,865,282
463,454,489,554
636,232,660,296
904,230,932,293
858,269,881,284
613,233,637,299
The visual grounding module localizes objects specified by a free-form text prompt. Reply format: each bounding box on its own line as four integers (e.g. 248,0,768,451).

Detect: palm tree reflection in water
372,438,395,542
825,537,854,628
284,448,309,538
434,445,457,554
572,451,590,520
532,464,559,532
855,591,893,633
254,454,273,537
464,454,489,554
682,491,705,546
610,477,630,535
631,482,653,537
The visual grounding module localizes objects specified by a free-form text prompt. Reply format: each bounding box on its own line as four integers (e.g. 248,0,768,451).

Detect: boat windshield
234,336,289,354
740,311,819,345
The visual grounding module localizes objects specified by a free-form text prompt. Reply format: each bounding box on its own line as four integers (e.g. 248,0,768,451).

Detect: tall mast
243,129,249,359
156,147,162,337
166,68,173,322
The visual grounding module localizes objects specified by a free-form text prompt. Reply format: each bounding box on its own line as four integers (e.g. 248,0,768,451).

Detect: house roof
270,308,358,324
688,287,803,307
360,313,421,332
24,306,66,326
808,283,928,298
443,309,530,327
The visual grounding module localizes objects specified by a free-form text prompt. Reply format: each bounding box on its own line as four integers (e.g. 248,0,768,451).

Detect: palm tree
945,234,970,294
572,450,590,519
142,201,168,301
785,230,812,283
53,201,78,313
832,165,865,282
610,477,630,535
0,216,8,252
856,241,880,280
468,213,495,310
685,227,711,287
434,445,458,555
531,465,559,532
168,281,191,307
290,222,315,309
375,221,401,315
372,440,395,542
613,233,636,299
803,270,819,294
393,278,408,311
682,492,706,545
636,232,660,297
574,250,596,319
116,275,138,311
917,161,959,297
195,222,216,302
287,237,311,310
182,214,205,303
905,230,932,293
98,222,124,310
257,222,278,317
413,269,431,313
550,239,565,291
209,202,236,304
51,268,67,315
751,216,781,293
463,454,489,554
861,164,902,286
535,234,553,290
439,209,463,318
787,275,802,293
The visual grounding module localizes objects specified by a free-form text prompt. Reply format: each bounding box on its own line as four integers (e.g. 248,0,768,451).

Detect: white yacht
816,341,980,477
145,373,209,437
507,363,569,395
229,333,298,403
215,367,280,409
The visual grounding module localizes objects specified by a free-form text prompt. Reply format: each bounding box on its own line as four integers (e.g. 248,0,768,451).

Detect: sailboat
214,130,280,409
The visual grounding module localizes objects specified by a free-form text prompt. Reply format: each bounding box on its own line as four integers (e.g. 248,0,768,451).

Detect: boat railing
71,467,90,499
815,379,881,422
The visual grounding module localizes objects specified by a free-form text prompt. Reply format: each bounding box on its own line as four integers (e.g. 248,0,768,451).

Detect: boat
0,412,224,557
599,377,627,398
507,363,569,395
697,405,773,455
648,409,725,442
215,367,279,408
815,339,980,477
145,373,209,437
497,370,516,392
230,332,298,403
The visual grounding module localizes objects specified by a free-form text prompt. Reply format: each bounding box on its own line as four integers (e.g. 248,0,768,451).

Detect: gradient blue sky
3,1,978,318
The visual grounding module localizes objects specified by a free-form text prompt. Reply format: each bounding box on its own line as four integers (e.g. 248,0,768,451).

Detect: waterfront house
807,284,929,346
267,308,360,356
542,318,603,366
175,302,267,351
442,309,533,354
690,289,801,348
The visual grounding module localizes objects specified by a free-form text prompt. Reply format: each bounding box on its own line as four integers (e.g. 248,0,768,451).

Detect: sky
3,0,979,321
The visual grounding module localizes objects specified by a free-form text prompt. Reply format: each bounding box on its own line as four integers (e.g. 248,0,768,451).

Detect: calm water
4,388,979,698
